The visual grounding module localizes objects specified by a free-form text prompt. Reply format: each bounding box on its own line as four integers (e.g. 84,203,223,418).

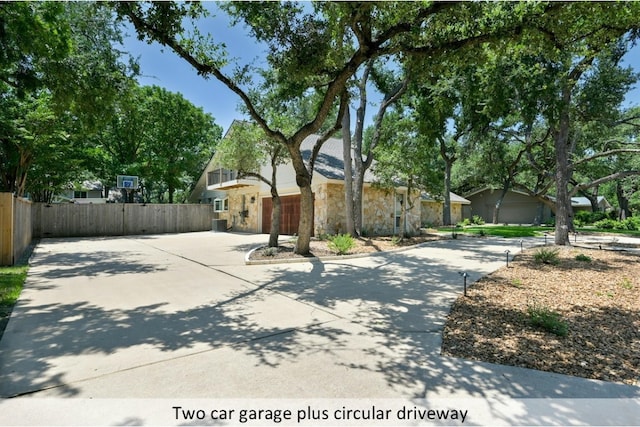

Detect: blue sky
122,7,640,134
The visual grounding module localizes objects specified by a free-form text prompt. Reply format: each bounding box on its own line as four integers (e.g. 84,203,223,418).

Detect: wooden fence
32,203,217,238
0,193,33,266
0,198,217,265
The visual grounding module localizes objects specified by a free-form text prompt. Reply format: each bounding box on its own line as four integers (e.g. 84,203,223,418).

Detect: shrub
458,218,472,227
327,233,355,255
533,248,560,265
575,210,608,226
471,215,485,225
622,217,640,231
575,253,592,263
593,218,617,229
527,303,568,337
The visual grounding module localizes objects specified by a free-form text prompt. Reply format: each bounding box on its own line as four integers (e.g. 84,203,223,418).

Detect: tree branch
571,148,640,169
570,170,640,195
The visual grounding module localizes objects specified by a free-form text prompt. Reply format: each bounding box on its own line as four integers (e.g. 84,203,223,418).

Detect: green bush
328,233,356,255
458,218,472,227
533,248,560,265
622,217,640,231
593,218,617,229
527,303,568,337
575,253,592,263
575,210,608,225
471,215,485,225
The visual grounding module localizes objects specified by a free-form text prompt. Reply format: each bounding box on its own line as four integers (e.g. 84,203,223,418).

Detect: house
192,124,469,236
465,188,554,225
571,196,612,213
465,187,612,225
56,180,107,204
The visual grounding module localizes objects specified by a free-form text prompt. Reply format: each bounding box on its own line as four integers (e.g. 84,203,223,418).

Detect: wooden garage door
262,194,310,236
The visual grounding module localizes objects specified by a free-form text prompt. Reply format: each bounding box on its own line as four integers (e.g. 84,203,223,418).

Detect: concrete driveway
0,232,638,423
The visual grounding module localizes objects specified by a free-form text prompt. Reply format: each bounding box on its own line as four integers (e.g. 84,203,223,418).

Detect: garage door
262,194,309,236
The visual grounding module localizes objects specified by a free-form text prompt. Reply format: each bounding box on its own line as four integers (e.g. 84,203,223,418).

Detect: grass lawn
437,225,640,238
436,225,553,238
0,265,27,338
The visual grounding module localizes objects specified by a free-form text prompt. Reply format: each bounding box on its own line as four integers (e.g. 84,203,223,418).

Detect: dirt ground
442,245,640,385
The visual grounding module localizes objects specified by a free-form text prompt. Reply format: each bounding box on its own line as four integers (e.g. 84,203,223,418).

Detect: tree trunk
554,93,572,245
616,181,630,220
287,147,314,254
492,183,510,225
268,154,281,247
269,191,281,247
296,182,314,254
342,107,356,236
442,161,453,226
353,167,365,235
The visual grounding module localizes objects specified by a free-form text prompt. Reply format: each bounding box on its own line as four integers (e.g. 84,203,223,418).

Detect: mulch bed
442,245,640,385
248,233,446,261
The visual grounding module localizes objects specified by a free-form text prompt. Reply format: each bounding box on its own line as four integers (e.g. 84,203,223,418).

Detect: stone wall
362,186,394,236
421,201,442,227
421,201,465,226
218,188,260,233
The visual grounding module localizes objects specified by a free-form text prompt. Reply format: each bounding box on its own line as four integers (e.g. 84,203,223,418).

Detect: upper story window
207,168,237,186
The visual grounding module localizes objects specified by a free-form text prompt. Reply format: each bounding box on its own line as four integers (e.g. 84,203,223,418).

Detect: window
214,198,229,212
208,168,238,185
74,191,88,199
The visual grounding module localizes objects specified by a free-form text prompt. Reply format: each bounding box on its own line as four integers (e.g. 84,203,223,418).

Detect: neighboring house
465,188,554,225
571,196,612,213
191,128,468,236
56,180,107,204
465,187,613,225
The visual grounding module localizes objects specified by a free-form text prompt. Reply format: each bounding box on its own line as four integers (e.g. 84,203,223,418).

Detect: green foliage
593,217,640,231
527,303,568,337
574,210,608,225
91,84,222,203
619,277,633,290
0,2,139,197
533,248,560,265
575,254,592,263
456,225,550,238
471,215,485,225
327,233,355,255
0,265,27,337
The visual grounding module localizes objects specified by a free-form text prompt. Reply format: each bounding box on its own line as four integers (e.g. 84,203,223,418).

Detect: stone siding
421,201,465,226
218,188,260,233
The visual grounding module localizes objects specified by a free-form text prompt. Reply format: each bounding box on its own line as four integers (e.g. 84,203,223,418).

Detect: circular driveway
1,232,638,407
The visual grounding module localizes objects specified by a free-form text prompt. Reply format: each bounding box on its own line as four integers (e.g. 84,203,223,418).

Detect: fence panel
0,193,13,265
0,193,33,265
32,203,215,238
13,197,32,264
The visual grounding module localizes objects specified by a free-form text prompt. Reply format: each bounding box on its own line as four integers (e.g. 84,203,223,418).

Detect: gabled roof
464,186,533,199
422,192,471,205
571,196,610,208
300,134,377,182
